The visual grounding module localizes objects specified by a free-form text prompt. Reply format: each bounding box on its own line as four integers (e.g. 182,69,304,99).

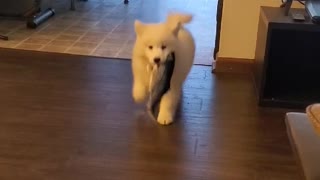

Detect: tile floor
0,0,217,65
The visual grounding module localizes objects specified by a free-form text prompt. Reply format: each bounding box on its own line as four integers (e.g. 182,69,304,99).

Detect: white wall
218,0,303,60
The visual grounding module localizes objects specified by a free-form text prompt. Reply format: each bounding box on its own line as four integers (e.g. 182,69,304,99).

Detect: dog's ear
166,13,192,36
134,20,145,36
168,22,181,36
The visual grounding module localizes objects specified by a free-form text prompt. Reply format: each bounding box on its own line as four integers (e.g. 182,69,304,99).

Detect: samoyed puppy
131,13,195,125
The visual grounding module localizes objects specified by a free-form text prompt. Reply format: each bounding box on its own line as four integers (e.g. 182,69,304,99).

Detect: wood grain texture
0,48,301,180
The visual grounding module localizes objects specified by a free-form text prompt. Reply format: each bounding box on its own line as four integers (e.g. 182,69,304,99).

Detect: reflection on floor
0,0,217,65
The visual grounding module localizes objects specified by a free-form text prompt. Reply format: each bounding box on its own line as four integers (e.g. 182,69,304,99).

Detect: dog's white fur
131,13,195,125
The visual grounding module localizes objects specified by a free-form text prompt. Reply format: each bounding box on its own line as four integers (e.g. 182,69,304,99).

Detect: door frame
213,0,223,60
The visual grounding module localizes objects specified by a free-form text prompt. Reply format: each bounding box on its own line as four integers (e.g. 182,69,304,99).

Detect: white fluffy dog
131,13,195,125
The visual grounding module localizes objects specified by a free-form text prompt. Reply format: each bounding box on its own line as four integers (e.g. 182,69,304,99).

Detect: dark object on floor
0,0,55,29
147,53,175,120
124,0,129,4
26,8,55,29
0,34,9,40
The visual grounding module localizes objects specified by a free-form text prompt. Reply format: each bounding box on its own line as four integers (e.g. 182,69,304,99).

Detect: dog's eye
161,45,166,50
148,46,153,50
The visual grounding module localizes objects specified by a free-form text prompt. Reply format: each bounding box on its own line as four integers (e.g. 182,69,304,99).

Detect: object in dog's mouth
147,52,175,121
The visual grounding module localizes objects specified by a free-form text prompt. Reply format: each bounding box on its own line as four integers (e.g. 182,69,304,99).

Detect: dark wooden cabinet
254,7,320,109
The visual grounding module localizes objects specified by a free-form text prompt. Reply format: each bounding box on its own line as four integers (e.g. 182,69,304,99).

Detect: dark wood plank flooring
0,49,301,180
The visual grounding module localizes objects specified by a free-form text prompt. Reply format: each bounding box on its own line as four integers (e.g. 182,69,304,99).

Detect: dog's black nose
154,58,160,63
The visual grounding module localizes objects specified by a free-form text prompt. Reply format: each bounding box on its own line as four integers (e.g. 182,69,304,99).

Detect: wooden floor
0,48,301,179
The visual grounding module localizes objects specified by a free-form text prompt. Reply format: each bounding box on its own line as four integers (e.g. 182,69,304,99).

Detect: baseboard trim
212,56,253,74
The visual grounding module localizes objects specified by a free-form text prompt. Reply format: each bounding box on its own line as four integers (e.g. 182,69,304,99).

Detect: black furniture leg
0,34,9,41
124,0,129,4
70,0,75,10
72,0,89,10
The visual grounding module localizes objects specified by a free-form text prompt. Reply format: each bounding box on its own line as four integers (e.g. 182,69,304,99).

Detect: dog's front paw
157,110,174,125
132,84,147,103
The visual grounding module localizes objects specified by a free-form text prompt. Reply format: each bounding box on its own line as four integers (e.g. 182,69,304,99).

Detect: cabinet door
264,27,320,105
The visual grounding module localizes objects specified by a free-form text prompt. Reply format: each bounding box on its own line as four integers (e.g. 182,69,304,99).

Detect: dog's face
134,21,179,65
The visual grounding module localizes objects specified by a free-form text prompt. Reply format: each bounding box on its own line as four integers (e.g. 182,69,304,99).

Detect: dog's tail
166,13,193,25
